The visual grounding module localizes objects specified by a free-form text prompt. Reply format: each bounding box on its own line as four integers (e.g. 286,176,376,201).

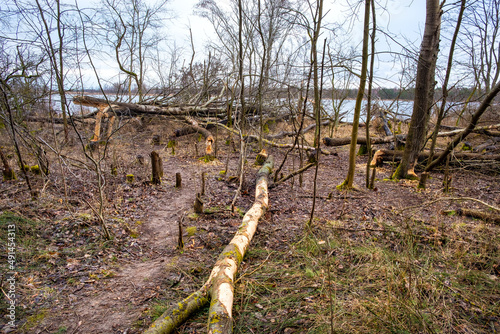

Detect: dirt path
43,167,197,334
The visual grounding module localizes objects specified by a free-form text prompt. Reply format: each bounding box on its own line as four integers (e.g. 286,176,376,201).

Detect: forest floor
0,116,499,334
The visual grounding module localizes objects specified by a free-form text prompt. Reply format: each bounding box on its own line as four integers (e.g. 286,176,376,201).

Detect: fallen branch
210,122,332,155
145,156,274,334
73,95,226,117
184,116,214,155
443,208,500,225
270,162,316,188
370,149,500,167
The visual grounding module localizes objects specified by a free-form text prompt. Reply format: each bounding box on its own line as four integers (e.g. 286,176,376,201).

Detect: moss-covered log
144,156,274,334
207,156,274,334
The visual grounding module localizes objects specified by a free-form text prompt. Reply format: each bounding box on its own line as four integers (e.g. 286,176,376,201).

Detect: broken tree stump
150,151,163,185
194,193,204,214
0,146,16,181
176,172,182,188
255,149,267,166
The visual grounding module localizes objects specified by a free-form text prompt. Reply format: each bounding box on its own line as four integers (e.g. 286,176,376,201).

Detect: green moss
187,213,199,220
336,179,348,190
305,268,315,278
263,123,270,133
199,155,216,163
126,174,134,183
357,144,368,156
21,309,48,331
30,165,41,174
23,164,30,172
219,170,226,175
186,226,197,236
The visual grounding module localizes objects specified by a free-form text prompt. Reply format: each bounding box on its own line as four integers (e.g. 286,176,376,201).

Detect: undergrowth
221,216,500,333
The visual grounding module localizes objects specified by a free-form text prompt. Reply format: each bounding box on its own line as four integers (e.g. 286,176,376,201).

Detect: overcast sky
69,0,428,88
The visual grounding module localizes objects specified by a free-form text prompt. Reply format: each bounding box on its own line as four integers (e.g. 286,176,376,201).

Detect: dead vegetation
0,112,499,333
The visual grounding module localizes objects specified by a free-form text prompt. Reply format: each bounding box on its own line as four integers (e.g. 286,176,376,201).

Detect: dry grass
219,214,500,334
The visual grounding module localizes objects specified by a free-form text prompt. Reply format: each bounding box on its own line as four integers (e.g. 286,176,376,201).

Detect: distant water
45,93,475,122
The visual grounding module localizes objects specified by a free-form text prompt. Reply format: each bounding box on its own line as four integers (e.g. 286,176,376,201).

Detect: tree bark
445,208,500,225
425,80,500,172
73,95,225,117
395,0,441,179
150,151,163,185
184,116,214,155
0,146,15,181
371,149,500,167
341,0,370,189
145,156,274,334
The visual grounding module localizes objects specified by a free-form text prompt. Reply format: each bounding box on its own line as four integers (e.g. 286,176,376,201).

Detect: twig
400,196,500,213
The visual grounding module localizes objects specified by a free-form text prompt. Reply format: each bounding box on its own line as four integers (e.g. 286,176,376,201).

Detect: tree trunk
145,156,274,334
394,0,441,179
425,80,500,172
371,149,500,167
184,116,214,155
0,146,15,181
341,0,371,189
150,151,163,185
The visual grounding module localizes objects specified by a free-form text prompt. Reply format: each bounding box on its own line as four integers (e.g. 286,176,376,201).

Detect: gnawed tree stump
175,172,182,188
255,149,267,165
0,146,15,181
150,151,163,185
144,156,274,334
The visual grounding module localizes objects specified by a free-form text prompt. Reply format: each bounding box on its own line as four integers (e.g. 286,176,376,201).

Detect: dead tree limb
425,81,500,172
73,95,226,117
184,116,214,155
323,135,405,147
210,122,332,155
370,149,500,167
144,156,274,334
265,120,330,140
443,208,500,225
270,162,316,188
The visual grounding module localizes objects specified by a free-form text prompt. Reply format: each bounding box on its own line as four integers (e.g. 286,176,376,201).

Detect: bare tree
339,0,371,189
100,0,169,103
394,0,442,179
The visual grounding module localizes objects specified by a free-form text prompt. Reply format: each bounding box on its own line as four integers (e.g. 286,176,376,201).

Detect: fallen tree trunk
183,116,214,155
73,95,226,117
144,156,274,334
425,81,500,172
370,149,500,167
322,134,406,147
323,124,500,148
443,208,500,225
